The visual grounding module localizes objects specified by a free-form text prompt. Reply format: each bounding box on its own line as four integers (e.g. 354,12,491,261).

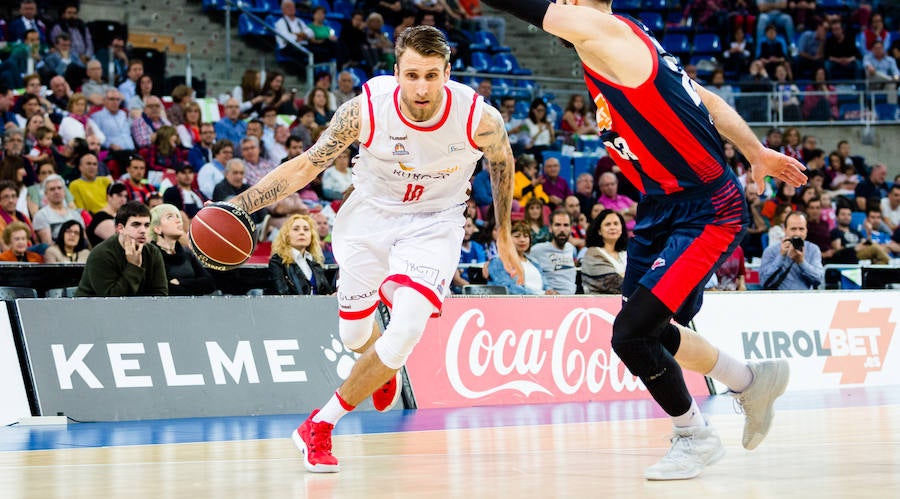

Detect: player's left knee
373,287,434,369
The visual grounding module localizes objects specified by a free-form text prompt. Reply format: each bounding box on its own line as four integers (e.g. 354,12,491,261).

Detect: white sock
672,399,706,428
708,349,753,393
312,392,352,425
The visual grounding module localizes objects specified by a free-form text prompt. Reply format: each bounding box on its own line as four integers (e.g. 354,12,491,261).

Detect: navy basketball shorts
622,178,748,323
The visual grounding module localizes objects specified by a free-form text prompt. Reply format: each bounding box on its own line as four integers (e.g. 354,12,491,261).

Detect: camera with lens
789,236,804,250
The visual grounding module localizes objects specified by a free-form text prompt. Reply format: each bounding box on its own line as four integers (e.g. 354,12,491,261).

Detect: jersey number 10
403,183,425,202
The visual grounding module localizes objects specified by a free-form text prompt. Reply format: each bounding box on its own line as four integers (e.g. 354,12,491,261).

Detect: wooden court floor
1,389,898,498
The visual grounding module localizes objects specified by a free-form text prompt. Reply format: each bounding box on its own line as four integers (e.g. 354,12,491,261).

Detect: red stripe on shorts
338,302,379,320
652,223,741,312
379,274,443,318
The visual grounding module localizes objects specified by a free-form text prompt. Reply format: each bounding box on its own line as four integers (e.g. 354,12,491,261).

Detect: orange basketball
190,202,256,271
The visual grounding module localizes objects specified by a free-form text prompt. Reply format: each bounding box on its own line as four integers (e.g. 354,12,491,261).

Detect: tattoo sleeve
476,107,515,233
231,98,362,214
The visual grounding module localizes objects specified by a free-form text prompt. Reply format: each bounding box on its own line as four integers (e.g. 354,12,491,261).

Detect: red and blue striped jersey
583,15,736,197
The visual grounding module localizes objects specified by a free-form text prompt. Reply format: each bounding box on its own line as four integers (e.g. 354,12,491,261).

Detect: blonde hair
2,221,31,246
67,92,87,113
395,25,450,65
149,203,181,242
271,214,324,264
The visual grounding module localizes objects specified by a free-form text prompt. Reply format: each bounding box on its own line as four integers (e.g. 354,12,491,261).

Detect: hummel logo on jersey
651,257,666,270
448,142,465,153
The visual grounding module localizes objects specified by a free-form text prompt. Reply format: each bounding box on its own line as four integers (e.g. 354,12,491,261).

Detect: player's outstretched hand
751,148,807,195
496,234,524,285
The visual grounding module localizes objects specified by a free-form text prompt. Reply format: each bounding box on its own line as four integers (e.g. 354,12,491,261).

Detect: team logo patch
651,257,666,270
393,143,410,155
448,142,466,153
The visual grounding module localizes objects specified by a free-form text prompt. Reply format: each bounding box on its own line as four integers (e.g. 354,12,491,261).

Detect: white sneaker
644,425,725,480
732,360,790,450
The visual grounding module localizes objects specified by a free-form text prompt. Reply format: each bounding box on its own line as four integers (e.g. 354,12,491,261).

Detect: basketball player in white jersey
228,25,522,472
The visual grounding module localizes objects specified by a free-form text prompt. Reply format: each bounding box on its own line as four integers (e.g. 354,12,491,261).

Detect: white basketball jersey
354,75,486,213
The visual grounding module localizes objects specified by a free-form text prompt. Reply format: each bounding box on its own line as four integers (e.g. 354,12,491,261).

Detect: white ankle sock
313,392,352,425
708,349,753,393
672,399,706,428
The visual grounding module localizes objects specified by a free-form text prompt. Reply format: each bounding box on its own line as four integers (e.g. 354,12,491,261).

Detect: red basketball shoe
372,371,403,412
291,410,340,473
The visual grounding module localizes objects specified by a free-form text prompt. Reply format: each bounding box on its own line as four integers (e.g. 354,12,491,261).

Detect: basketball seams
192,211,253,265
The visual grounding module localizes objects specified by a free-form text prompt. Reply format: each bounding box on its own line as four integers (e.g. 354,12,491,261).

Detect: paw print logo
321,336,359,380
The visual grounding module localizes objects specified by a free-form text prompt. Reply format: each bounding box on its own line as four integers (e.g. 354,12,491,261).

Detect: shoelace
665,433,695,458
309,425,334,453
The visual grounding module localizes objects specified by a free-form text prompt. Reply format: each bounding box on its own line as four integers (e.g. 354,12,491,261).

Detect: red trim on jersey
363,83,375,148
581,16,659,91
338,302,379,320
651,223,741,312
466,93,480,149
379,274,442,318
607,104,682,194
393,86,452,131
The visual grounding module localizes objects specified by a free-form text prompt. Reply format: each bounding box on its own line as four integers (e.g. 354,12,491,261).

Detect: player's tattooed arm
231,97,362,214
475,105,515,233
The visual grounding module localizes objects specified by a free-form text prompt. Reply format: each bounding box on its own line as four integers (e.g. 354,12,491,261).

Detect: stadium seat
470,51,491,72
462,285,508,295
638,12,664,35
130,47,166,94
0,287,38,300
256,0,280,14
692,33,722,55
513,100,530,118
616,0,642,15
202,0,226,11
665,12,692,34
876,103,899,122
470,30,511,54
662,33,690,58
850,211,866,232
347,67,368,87
839,103,863,121
45,287,79,298
489,53,532,76
641,0,668,12
88,20,127,49
332,0,355,19
325,19,342,38
573,156,596,180
238,13,269,38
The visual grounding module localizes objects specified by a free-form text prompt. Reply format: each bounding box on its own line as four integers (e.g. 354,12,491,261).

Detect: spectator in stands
882,184,900,232
539,156,571,210
25,124,53,166
830,205,890,264
240,136,275,187
723,27,751,77
146,193,163,209
93,89,135,159
10,1,47,45
149,203,216,296
802,67,838,121
755,1,795,56
522,98,554,163
457,0,507,44
738,60,771,122
167,84,193,128
86,182,127,247
274,0,315,74
127,75,154,119
338,11,367,68
767,202,791,248
824,21,862,81
44,34,85,89
31,174,83,243
14,94,45,129
76,200,167,297
359,0,404,27
146,126,187,176
232,69,264,117
81,59,112,106
46,76,72,118
213,158,249,203
214,98,247,147
763,181,796,224
836,139,867,178
363,13,396,70
187,122,216,170
1,29,47,90
117,60,143,104
69,153,111,213
43,219,90,263
581,209,627,294
772,63,802,121
530,209,577,295
310,210,335,264
0,151,35,215
574,172,597,219
785,0,815,32
855,163,889,212
50,3,94,64
597,172,636,233
334,71,359,108
560,94,598,140
723,140,749,176
290,105,316,147
0,221,41,262
269,125,290,165
309,87,335,128
131,96,171,149
796,19,828,80
451,215,488,292
781,126,802,161
861,13,891,56
162,163,204,219
758,24,789,77
26,161,72,213
804,196,833,259
307,6,339,63
523,197,550,244
0,181,33,247
268,213,334,295
762,126,782,152
121,154,156,204
0,86,19,135
760,211,822,290
245,119,269,160
95,37,130,86
707,69,736,109
864,41,899,105
860,206,894,248
197,139,233,200
513,153,548,206
322,148,353,201
259,107,279,158
176,102,203,149
486,221,550,295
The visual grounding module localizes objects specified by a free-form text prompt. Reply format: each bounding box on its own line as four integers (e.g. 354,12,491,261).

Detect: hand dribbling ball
190,202,256,270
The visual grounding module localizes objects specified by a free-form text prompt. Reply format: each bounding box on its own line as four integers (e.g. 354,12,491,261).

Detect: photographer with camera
760,211,824,290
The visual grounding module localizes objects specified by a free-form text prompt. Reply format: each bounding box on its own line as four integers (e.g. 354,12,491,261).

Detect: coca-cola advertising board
405,296,710,409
